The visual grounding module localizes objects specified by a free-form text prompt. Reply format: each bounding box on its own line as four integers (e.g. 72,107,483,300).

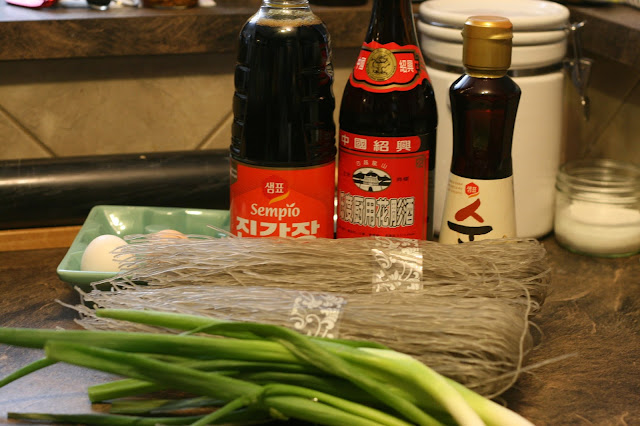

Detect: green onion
108,396,221,415
0,357,56,388
42,340,416,426
0,327,299,362
0,309,534,426
43,340,263,401
8,413,204,425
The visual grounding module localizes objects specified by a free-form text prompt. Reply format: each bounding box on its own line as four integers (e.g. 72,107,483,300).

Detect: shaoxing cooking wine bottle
439,16,521,244
230,0,336,238
336,0,438,240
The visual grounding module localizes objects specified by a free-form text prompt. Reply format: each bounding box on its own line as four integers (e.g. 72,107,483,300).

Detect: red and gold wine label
349,41,429,93
336,131,429,239
230,160,335,238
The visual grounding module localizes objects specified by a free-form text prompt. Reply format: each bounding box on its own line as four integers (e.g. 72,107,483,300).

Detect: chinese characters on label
340,131,419,154
398,59,414,74
349,41,429,94
338,191,415,228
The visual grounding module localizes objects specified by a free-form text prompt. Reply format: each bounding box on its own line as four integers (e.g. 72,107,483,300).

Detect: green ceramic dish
56,205,230,288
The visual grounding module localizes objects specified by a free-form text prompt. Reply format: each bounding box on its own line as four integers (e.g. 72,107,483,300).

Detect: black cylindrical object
0,150,230,230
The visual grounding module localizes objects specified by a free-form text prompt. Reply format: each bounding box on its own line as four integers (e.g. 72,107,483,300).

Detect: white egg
80,234,129,272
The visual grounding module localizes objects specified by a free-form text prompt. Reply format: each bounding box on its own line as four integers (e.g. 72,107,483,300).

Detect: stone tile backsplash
564,52,640,165
0,50,357,161
0,53,238,158
0,48,637,166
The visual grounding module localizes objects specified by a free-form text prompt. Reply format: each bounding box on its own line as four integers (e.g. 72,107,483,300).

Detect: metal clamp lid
563,21,594,121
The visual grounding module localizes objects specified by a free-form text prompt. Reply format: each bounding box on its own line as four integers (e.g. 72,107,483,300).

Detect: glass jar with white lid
554,159,640,257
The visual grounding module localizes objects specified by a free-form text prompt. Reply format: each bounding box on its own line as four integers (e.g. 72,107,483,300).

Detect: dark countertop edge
0,1,638,69
0,1,373,61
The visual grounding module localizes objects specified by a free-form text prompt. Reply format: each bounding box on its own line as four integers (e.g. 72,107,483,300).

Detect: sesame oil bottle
439,16,521,244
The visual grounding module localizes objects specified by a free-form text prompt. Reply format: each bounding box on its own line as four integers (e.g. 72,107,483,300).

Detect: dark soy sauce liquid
231,16,336,168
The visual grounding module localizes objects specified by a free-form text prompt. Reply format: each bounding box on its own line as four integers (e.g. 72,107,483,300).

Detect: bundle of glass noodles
71,236,550,397
108,235,550,311
72,283,535,398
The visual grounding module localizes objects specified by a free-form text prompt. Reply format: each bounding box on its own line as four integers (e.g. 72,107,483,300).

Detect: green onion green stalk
0,309,533,426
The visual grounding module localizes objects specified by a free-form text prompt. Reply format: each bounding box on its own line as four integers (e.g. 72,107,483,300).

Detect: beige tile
0,54,235,157
0,108,52,160
0,49,358,160
201,112,232,151
593,79,640,164
202,48,359,152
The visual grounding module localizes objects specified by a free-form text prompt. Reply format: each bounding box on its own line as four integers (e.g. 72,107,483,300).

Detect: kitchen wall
0,49,358,160
0,48,638,164
563,52,640,164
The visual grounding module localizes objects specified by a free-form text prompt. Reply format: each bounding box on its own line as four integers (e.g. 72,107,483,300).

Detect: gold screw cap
462,16,513,77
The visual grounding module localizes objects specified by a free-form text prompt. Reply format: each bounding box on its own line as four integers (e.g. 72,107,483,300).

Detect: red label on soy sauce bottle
230,160,336,239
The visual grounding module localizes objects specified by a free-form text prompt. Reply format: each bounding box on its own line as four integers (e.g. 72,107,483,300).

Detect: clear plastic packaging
554,159,640,257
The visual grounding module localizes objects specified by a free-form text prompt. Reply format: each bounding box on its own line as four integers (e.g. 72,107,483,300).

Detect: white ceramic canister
418,0,570,238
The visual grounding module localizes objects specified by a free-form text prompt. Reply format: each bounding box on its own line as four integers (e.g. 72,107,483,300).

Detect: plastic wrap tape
371,237,423,292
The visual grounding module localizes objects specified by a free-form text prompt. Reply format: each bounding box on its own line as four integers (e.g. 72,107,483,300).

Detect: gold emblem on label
366,48,396,82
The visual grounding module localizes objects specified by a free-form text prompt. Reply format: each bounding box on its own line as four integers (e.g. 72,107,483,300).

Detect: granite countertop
1,0,639,69
0,236,639,424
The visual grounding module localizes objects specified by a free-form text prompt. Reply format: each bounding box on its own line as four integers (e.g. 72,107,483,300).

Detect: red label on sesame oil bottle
438,173,516,244
349,41,429,93
230,160,335,238
337,131,429,239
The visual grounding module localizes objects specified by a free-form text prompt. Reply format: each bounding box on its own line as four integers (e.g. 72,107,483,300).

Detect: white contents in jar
555,200,640,256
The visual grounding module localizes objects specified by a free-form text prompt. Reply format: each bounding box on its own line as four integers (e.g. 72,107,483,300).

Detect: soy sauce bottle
439,16,521,244
230,0,337,238
336,0,438,240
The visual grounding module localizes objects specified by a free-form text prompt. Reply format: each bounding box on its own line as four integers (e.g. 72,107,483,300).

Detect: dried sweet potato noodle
71,235,550,397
